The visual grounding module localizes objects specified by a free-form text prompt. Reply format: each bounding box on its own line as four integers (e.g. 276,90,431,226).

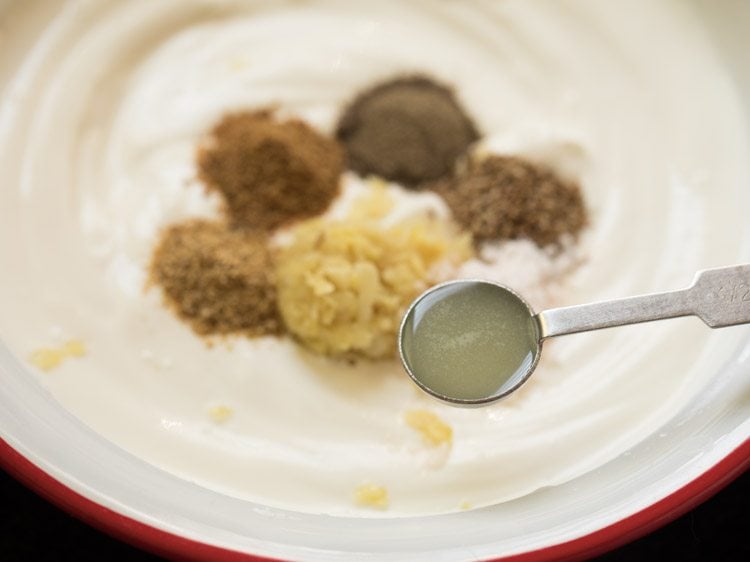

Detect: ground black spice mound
149,219,282,337
197,110,343,231
336,75,479,187
433,155,587,247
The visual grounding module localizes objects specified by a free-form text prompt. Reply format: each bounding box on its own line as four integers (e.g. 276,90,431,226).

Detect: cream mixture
1,0,749,516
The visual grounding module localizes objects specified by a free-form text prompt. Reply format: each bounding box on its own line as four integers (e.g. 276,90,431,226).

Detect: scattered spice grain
149,219,282,338
197,110,343,231
433,155,587,247
336,76,479,187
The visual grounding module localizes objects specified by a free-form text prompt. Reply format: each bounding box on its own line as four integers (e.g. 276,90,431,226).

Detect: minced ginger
275,191,472,359
29,339,86,371
354,483,389,509
404,409,453,446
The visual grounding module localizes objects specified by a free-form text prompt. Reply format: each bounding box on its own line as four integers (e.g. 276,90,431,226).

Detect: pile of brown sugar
336,76,479,187
433,155,587,248
198,110,343,231
149,219,282,337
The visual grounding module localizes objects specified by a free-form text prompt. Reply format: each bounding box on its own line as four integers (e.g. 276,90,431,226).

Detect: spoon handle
536,264,750,339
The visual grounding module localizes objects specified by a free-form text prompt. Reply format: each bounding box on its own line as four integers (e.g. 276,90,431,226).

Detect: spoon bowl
399,280,542,406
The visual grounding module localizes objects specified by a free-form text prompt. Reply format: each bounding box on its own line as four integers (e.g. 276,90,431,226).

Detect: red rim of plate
1,436,748,562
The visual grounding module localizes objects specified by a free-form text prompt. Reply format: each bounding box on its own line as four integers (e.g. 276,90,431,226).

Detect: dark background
1,467,747,561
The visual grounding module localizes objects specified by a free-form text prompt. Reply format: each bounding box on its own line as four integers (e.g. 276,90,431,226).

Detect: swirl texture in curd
0,0,749,516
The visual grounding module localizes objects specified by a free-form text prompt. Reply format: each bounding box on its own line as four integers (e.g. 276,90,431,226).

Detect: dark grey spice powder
336,76,479,187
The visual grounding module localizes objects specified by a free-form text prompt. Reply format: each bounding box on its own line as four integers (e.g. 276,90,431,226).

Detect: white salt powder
456,237,585,312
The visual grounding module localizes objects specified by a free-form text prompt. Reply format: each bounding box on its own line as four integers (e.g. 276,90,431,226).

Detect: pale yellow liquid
401,282,540,401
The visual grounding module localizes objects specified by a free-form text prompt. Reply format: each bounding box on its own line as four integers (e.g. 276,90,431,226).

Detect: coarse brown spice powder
149,219,282,338
197,110,343,231
433,155,587,247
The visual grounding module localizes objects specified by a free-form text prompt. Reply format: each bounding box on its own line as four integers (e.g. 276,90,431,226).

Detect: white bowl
1,1,749,560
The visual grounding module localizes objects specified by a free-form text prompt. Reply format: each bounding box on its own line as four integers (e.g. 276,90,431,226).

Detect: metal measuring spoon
399,264,750,406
